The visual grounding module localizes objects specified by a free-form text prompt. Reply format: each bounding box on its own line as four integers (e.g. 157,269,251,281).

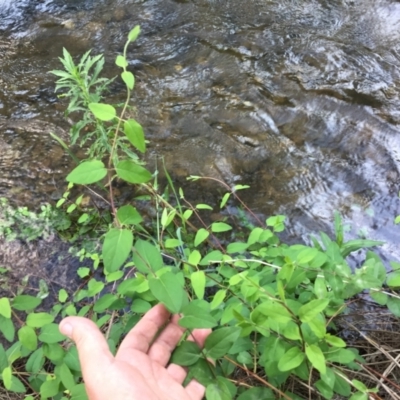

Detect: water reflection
1,0,400,262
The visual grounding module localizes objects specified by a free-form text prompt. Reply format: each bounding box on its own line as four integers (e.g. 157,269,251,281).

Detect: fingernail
59,321,73,338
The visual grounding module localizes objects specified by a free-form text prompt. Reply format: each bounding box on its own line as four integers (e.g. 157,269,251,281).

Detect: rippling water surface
1,0,400,261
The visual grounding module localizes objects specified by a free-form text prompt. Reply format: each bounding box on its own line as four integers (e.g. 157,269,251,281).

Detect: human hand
59,304,211,400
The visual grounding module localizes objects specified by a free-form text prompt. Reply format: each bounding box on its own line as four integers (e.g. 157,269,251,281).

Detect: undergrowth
0,26,399,400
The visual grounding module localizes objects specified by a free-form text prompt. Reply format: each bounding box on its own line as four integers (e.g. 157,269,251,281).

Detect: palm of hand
61,304,210,400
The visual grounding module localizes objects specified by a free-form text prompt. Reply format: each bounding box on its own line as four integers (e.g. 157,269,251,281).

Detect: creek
1,0,400,266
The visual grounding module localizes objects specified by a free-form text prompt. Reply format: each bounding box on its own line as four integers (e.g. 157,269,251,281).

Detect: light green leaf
0,315,14,341
170,341,201,366
66,160,107,185
324,334,346,348
121,71,135,90
117,204,143,226
194,228,209,247
254,301,293,323
196,204,213,210
12,295,42,311
191,271,206,300
58,289,68,303
211,222,232,233
204,327,241,359
299,299,330,323
116,160,152,184
115,55,128,68
306,344,326,374
278,346,305,372
210,289,226,310
18,326,37,351
128,25,141,42
88,103,116,121
148,272,185,314
40,378,60,399
26,312,54,328
124,119,145,153
220,193,230,209
387,271,400,288
102,228,133,272
2,366,11,390
188,250,201,266
0,298,11,319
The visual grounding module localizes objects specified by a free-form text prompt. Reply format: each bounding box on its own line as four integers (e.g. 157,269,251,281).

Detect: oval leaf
116,160,152,184
121,71,135,90
66,160,107,185
191,271,206,300
124,119,145,153
102,228,133,272
278,346,305,371
88,103,116,121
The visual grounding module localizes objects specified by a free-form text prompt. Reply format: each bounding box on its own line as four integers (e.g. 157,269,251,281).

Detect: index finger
117,303,171,356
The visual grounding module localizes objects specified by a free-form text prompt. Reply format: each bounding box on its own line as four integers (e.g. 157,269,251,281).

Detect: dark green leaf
171,341,201,366
179,304,218,329
0,315,15,341
237,387,274,400
59,363,76,390
205,327,241,359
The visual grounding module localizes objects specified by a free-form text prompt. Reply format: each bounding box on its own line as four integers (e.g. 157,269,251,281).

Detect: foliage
0,26,399,400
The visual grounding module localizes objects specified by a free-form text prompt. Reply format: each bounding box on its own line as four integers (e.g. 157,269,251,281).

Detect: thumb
59,317,113,382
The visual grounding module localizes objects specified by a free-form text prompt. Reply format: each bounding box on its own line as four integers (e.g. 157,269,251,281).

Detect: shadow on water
1,0,400,267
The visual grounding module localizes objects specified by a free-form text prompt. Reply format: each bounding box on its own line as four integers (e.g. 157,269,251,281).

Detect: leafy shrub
0,26,399,400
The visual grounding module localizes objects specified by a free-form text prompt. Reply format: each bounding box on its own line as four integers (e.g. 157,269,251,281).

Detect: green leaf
194,228,209,247
188,250,201,266
124,119,145,153
128,25,141,42
179,304,218,329
278,346,306,372
2,366,11,390
58,289,68,303
171,341,201,366
299,299,329,323
191,271,206,300
220,193,230,209
237,387,274,400
117,205,143,226
121,71,135,90
9,375,26,393
59,363,76,390
88,103,116,121
93,294,118,313
196,204,213,210
227,242,248,254
132,239,163,273
211,222,232,233
205,327,241,359
326,348,355,364
315,379,333,399
349,392,368,400
115,55,128,68
26,312,54,328
387,297,400,317
370,291,387,305
148,272,185,314
40,378,60,399
0,315,14,341
87,279,105,297
205,377,233,400
340,239,383,258
26,348,44,373
210,289,226,310
333,373,351,396
116,160,152,184
66,160,107,185
306,344,326,374
324,334,346,348
102,228,133,272
0,298,11,318
18,326,37,351
131,299,152,313
39,324,67,344
254,301,293,323
12,295,42,311
387,271,400,287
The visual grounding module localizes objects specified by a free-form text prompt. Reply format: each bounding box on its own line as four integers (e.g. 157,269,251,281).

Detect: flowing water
1,0,400,264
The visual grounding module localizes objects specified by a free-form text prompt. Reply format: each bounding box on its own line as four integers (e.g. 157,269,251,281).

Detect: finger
147,314,185,366
185,379,207,400
117,303,171,357
166,363,187,384
59,317,113,384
